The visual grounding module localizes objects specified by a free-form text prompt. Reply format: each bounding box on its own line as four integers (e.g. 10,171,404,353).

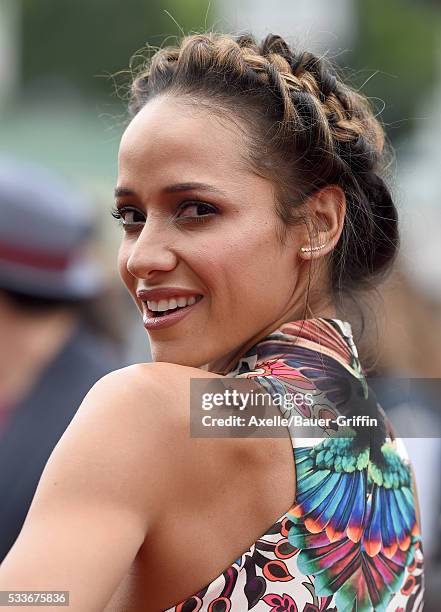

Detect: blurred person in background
371,271,441,607
0,158,127,561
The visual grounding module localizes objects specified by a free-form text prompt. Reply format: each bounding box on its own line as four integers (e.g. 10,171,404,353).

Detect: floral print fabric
164,318,424,612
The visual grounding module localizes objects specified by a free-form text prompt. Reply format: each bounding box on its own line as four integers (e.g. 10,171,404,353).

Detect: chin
150,335,228,369
149,345,204,368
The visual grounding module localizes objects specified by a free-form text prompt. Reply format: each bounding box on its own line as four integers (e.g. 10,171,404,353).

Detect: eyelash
110,201,218,230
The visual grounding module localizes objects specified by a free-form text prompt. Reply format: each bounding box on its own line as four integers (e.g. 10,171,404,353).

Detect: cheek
117,242,132,289
193,225,295,302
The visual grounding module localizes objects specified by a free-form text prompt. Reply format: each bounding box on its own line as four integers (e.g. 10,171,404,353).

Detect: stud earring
300,242,327,253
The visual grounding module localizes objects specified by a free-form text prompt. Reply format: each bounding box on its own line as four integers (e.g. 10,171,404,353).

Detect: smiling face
116,95,315,371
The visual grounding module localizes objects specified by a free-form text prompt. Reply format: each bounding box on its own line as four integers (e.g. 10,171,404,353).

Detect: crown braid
128,32,398,296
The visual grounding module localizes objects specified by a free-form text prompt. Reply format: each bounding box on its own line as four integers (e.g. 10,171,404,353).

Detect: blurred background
0,0,440,606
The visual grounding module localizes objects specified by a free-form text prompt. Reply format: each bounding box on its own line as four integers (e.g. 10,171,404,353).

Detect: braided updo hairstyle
128,32,399,299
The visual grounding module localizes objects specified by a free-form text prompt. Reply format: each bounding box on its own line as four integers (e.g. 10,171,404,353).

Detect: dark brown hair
127,32,399,301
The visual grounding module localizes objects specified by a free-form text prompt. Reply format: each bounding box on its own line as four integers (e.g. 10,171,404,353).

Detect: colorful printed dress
164,318,424,612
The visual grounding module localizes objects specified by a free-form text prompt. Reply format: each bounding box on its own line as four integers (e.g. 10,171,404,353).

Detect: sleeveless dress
164,318,424,612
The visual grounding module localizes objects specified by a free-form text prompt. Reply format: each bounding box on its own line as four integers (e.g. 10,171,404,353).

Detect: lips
141,295,204,330
136,287,204,330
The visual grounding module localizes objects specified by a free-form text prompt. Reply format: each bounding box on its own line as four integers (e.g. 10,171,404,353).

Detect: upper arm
0,364,179,611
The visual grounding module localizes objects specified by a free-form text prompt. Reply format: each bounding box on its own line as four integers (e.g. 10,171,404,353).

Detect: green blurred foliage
349,0,441,141
20,0,441,144
21,0,214,96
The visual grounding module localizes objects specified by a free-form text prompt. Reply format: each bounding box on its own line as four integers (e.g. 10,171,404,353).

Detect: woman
0,33,423,611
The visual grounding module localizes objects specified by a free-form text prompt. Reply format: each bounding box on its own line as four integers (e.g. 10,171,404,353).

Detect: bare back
0,320,423,611
104,365,296,611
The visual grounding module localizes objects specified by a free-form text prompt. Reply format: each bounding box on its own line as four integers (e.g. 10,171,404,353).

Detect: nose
125,218,178,279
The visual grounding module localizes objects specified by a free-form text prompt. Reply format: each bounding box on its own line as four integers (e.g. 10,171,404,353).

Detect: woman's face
116,95,306,371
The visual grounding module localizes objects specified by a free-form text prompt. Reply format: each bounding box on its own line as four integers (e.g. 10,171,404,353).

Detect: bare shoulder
88,361,222,427
70,360,228,471
120,362,284,498
71,362,282,526
95,360,231,457
73,360,218,426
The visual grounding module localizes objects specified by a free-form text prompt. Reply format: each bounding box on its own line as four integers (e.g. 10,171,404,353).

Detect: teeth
157,299,169,312
146,295,201,312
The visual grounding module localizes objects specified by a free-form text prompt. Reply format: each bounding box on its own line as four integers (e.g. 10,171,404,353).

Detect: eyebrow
114,182,228,199
114,187,136,198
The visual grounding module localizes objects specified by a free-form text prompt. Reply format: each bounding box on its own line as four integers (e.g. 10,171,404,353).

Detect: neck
206,299,338,375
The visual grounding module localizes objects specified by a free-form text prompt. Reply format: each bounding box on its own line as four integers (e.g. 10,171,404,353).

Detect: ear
298,185,346,260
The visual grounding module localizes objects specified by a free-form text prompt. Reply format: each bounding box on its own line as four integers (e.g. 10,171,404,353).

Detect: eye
110,206,145,230
176,201,218,222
